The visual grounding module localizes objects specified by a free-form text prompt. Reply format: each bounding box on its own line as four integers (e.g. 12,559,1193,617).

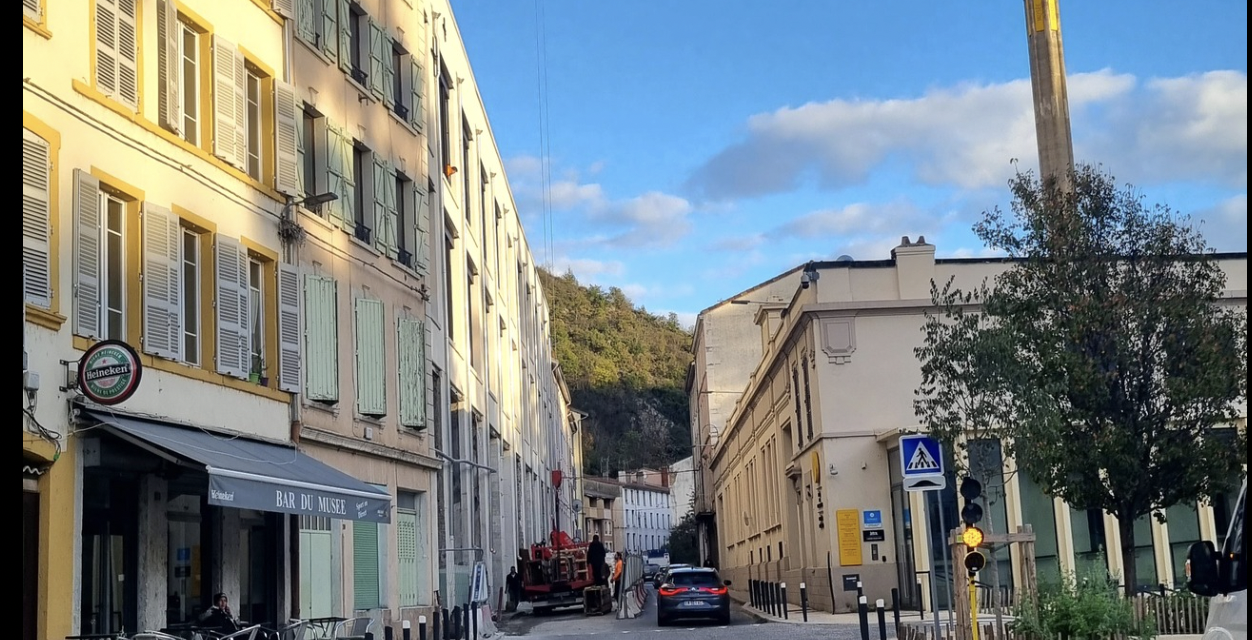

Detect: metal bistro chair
218,626,261,640
270,620,308,640
332,618,373,640
132,633,185,640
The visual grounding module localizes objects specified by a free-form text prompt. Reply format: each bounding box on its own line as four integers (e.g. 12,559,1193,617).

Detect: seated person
198,593,245,634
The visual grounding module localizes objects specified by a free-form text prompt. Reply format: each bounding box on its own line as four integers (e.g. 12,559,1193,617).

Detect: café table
302,617,348,639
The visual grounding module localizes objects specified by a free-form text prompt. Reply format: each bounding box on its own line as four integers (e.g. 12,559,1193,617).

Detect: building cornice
300,426,443,470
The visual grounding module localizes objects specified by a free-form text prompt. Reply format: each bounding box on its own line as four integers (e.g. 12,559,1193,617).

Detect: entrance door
891,484,919,609
23,487,38,640
80,474,138,635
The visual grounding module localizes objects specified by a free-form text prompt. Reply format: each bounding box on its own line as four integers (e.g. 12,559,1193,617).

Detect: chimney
661,467,670,488
891,235,936,300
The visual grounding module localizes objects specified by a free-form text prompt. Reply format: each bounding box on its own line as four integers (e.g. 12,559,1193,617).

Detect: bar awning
85,410,391,523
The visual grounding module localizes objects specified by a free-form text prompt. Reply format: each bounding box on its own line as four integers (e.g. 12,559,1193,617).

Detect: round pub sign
78,340,143,405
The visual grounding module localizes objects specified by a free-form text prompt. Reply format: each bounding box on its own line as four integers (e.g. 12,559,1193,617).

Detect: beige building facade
698,238,1247,613
583,477,622,551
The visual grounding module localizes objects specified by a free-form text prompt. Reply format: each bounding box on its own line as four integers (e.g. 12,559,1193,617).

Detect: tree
668,514,700,565
915,165,1248,595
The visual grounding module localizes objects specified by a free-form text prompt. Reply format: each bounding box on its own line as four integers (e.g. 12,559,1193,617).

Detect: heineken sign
78,340,143,405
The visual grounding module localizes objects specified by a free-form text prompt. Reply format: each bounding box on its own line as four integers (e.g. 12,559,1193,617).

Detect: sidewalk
736,598,901,637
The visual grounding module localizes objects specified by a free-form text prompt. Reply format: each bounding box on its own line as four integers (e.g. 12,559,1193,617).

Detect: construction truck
518,530,596,614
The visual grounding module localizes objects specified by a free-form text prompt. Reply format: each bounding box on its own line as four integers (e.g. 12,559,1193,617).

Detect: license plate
681,600,707,607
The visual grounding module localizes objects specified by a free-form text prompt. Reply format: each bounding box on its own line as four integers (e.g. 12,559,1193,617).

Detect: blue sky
454,1,1248,327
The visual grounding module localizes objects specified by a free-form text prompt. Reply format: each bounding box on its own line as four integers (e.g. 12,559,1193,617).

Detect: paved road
500,587,874,640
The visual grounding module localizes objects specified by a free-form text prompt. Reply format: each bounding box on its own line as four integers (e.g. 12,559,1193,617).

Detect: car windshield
1224,479,1246,592
670,571,721,587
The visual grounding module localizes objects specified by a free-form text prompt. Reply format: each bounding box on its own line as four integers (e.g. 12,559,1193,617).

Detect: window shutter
397,316,426,429
320,0,338,61
212,35,240,167
408,58,424,131
299,528,334,617
274,80,301,196
22,130,52,309
397,510,419,607
23,0,40,21
303,274,339,402
94,0,120,98
368,19,384,99
272,0,295,19
336,0,352,73
73,169,103,338
157,0,182,135
277,263,302,392
214,235,251,378
352,520,381,610
295,0,316,45
295,103,307,198
373,157,397,257
324,124,346,226
414,181,431,273
116,0,139,107
142,203,183,360
354,297,386,416
232,49,248,171
382,45,396,110
340,130,357,232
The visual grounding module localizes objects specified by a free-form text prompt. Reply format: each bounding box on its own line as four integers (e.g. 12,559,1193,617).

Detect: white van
1187,476,1247,640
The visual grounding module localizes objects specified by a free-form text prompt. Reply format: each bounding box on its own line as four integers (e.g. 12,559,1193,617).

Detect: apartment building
618,469,675,553
697,238,1247,613
22,0,578,636
583,477,622,552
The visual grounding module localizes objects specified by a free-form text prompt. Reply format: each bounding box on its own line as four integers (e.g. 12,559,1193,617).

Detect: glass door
80,474,138,635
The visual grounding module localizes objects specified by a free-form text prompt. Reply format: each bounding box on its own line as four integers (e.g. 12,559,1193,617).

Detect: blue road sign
900,435,944,478
863,510,883,529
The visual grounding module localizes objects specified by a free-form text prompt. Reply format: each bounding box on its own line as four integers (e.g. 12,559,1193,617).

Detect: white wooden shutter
325,123,349,228
274,80,301,196
232,48,248,171
295,0,316,45
272,0,295,19
23,0,40,22
22,130,52,309
414,181,431,273
408,58,424,131
214,236,250,378
142,203,183,360
116,0,139,107
157,0,183,135
212,35,240,167
382,43,396,110
373,157,397,257
73,169,103,338
336,0,352,73
303,274,339,402
397,316,426,429
368,19,384,99
277,263,301,392
94,0,120,99
354,297,386,416
397,510,419,606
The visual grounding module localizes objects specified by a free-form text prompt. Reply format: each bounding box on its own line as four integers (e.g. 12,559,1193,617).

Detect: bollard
471,601,479,640
365,633,374,640
417,615,427,640
439,608,448,640
385,626,394,640
462,603,470,640
891,588,901,637
858,595,870,640
857,580,865,600
402,619,412,640
780,582,789,620
800,582,809,622
763,580,771,615
769,581,778,617
773,582,782,617
877,598,887,640
750,579,756,608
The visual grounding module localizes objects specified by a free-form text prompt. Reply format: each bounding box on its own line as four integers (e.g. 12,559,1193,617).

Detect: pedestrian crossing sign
900,435,944,478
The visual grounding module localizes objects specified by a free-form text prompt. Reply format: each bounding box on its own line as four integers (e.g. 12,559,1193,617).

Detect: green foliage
668,514,700,565
914,165,1248,595
539,268,693,476
1010,566,1157,640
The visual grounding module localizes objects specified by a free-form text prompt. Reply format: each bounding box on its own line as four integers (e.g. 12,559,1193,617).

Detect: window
438,65,451,171
103,192,127,341
303,274,339,402
801,355,814,440
352,143,370,238
94,0,139,109
300,108,323,200
391,47,405,111
22,128,53,310
444,231,455,342
346,3,366,81
354,297,386,417
179,22,201,144
181,228,202,365
248,259,264,378
396,172,411,263
244,68,263,180
461,117,472,218
468,269,480,372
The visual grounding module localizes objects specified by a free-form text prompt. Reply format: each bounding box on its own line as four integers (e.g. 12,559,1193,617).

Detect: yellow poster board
836,509,863,566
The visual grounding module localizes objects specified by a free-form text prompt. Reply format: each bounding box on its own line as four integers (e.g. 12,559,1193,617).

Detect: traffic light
959,476,985,576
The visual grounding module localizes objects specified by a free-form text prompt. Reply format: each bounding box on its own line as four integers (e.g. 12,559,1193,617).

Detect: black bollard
773,582,781,617
877,598,887,640
780,582,789,620
768,581,776,616
750,579,756,608
402,619,412,640
800,581,809,622
857,580,864,600
439,608,447,640
891,588,901,637
386,626,394,640
418,615,428,640
858,595,870,640
462,603,470,640
471,601,479,640
365,633,374,640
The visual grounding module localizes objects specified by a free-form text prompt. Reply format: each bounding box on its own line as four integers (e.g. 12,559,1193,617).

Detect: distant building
618,468,675,552
670,456,695,526
582,477,622,551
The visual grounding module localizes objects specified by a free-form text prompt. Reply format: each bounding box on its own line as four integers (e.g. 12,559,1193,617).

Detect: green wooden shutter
397,510,418,607
374,158,398,258
303,274,339,402
397,316,426,429
299,528,333,617
382,43,396,110
354,297,386,416
295,0,316,45
414,181,430,274
336,0,352,73
408,58,424,131
320,0,338,61
325,123,354,231
352,520,380,610
368,18,384,98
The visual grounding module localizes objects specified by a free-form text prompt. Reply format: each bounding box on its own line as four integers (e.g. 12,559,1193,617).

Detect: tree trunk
1117,513,1138,598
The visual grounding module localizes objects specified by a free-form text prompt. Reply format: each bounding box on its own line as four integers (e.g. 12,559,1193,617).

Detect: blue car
656,567,732,626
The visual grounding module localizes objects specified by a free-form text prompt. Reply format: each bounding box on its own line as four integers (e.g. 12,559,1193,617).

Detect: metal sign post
901,434,948,640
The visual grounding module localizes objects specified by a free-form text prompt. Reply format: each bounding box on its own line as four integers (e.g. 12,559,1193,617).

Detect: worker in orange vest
611,552,624,601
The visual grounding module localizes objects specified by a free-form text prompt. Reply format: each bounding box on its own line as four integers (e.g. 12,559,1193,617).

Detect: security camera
800,273,811,289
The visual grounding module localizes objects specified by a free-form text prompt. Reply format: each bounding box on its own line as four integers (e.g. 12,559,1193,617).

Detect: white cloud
1192,194,1248,252
505,154,543,179
549,256,626,280
687,70,1247,200
548,180,607,211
